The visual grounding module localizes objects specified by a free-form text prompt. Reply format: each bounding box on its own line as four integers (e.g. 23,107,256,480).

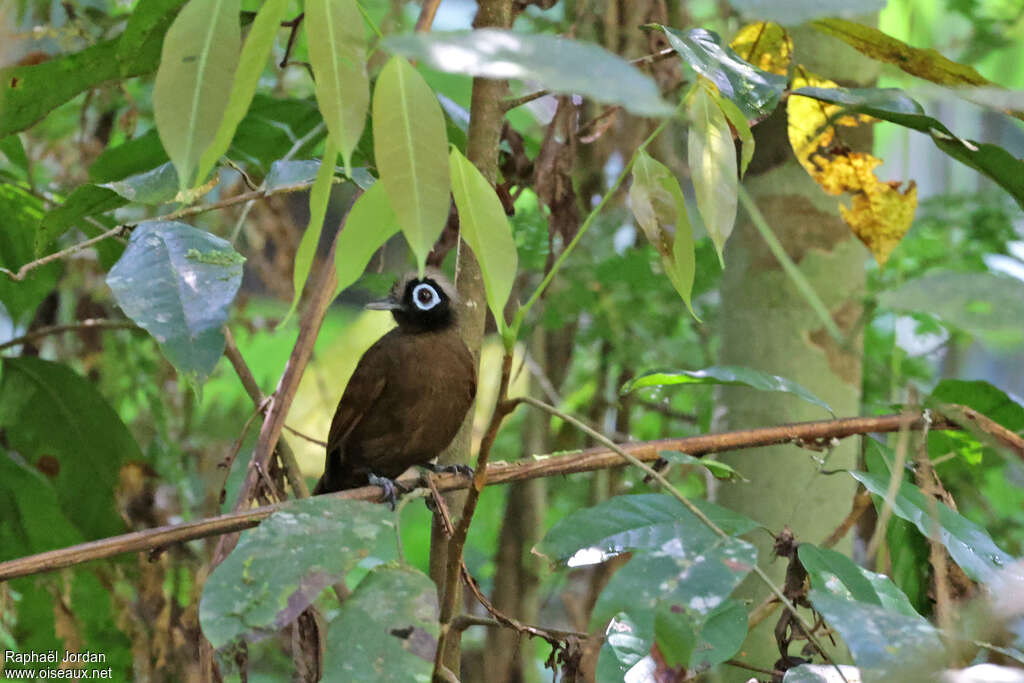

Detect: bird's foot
367,474,407,510
421,462,474,478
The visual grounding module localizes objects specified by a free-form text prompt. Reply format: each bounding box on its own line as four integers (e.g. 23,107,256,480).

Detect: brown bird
313,269,476,502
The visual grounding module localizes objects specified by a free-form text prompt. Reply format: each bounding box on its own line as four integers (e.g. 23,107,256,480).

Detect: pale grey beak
365,299,402,311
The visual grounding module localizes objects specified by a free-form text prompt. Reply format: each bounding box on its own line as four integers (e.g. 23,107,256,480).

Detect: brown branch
0,411,958,583
223,327,311,500
414,0,442,32
0,319,140,351
934,403,1024,460
211,230,339,565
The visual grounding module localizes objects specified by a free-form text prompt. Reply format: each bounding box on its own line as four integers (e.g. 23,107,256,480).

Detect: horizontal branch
0,411,958,582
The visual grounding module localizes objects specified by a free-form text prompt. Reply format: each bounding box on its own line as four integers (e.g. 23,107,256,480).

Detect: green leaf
306,0,369,175
878,271,1024,348
199,497,397,649
153,0,241,190
596,612,653,682
793,87,1024,209
732,0,884,25
853,443,1014,584
714,93,754,177
798,544,883,606
0,185,60,323
106,221,245,386
196,0,292,183
449,147,518,337
808,590,943,677
334,182,400,296
928,379,1024,464
99,161,180,205
0,449,83,558
264,160,322,190
0,358,139,539
117,0,190,76
372,56,451,273
535,493,758,567
35,185,127,257
688,81,738,266
658,451,746,482
285,137,339,325
622,365,833,415
385,30,672,117
0,134,29,173
323,565,438,681
628,149,697,316
687,599,747,671
89,129,170,183
659,26,785,119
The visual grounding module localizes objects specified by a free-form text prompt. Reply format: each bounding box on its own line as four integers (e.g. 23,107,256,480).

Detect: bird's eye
412,283,441,311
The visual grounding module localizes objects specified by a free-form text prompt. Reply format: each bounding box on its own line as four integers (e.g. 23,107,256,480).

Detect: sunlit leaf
811,18,1024,122
307,0,368,174
729,22,792,76
788,73,917,263
628,149,696,316
106,221,244,386
714,93,754,177
200,497,397,649
688,80,737,266
793,85,1024,210
196,0,291,182
596,612,653,683
323,565,438,681
335,182,400,295
449,147,518,338
878,271,1024,348
385,30,671,117
622,365,833,415
153,0,241,190
659,26,785,119
372,56,451,273
285,137,339,324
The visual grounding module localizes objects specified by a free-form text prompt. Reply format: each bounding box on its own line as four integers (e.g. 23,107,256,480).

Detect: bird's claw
421,462,474,478
367,474,405,510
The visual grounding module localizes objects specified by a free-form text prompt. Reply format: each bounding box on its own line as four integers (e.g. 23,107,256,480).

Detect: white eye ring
412,283,441,311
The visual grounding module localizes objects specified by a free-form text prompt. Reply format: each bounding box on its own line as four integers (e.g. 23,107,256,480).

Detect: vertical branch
428,0,516,676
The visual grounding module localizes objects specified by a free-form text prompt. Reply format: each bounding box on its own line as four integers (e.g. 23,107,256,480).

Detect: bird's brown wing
314,340,391,494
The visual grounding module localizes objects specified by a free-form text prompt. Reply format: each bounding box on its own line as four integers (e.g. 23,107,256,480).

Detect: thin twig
0,411,957,582
414,0,442,32
0,319,139,351
0,225,128,281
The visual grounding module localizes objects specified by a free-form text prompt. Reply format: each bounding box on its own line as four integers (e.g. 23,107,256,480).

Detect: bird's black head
366,269,457,332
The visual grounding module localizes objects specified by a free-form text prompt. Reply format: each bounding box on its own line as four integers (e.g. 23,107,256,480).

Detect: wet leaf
106,221,244,386
659,26,786,119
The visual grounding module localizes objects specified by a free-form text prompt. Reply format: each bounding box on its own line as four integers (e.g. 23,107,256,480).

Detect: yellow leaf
787,67,916,264
838,153,917,264
730,22,793,77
